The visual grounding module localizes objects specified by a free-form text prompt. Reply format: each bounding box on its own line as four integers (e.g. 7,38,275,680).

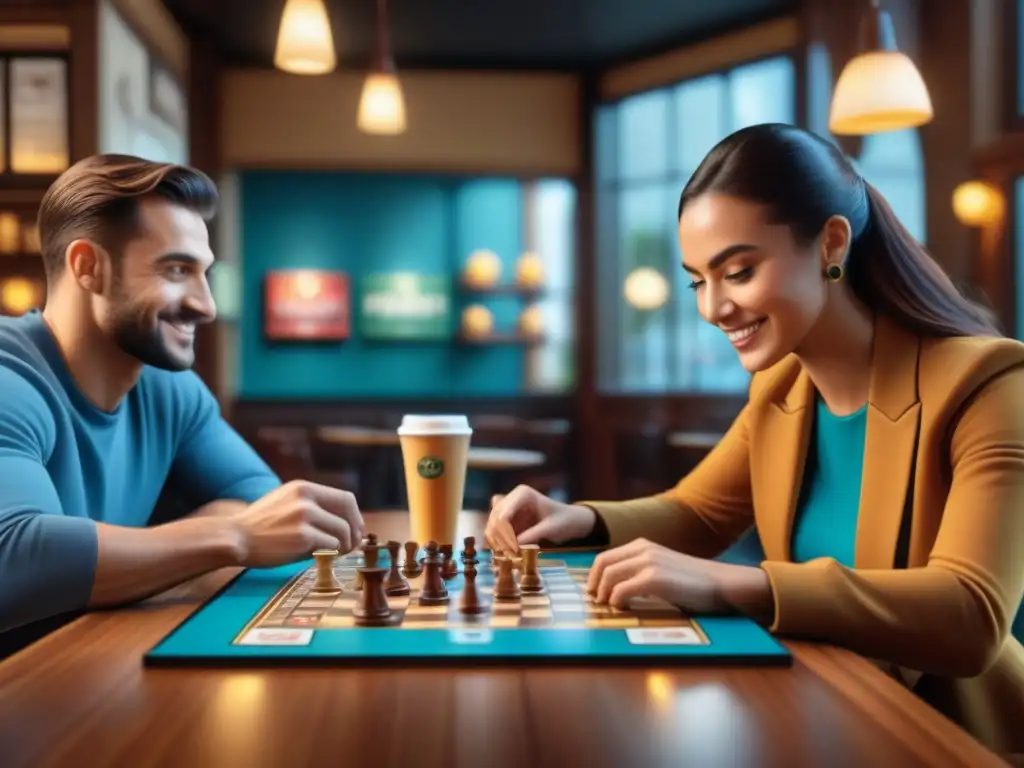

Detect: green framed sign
359,272,452,340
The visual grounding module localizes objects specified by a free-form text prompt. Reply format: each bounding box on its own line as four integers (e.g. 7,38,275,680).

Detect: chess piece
492,549,504,574
356,533,381,591
353,567,392,626
312,549,343,593
461,536,477,563
440,544,458,580
384,540,411,596
418,541,449,605
402,541,422,577
518,544,543,593
458,561,489,614
493,556,521,601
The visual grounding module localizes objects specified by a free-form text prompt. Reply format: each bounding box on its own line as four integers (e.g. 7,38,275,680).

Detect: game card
238,628,314,646
625,627,704,645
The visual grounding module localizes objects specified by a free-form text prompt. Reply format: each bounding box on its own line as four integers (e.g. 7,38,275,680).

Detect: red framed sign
263,270,350,341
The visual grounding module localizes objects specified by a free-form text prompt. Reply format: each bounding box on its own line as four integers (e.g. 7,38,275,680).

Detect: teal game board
143,547,791,667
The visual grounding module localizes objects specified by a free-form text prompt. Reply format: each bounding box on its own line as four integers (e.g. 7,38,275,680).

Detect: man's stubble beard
107,274,194,372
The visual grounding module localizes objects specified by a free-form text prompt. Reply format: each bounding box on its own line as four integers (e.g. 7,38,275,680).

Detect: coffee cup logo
417,456,445,479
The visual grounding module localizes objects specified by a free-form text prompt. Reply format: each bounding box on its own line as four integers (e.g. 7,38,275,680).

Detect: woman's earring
826,263,844,282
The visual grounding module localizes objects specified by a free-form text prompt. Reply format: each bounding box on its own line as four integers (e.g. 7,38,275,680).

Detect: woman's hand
586,538,775,622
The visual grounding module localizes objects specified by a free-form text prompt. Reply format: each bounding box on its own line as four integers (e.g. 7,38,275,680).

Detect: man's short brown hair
37,154,218,281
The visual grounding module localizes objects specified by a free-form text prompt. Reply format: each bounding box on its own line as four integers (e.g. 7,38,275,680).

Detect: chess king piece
353,567,392,626
493,555,521,601
312,549,343,593
458,561,489,615
518,544,543,593
418,541,450,605
402,541,422,578
384,540,411,596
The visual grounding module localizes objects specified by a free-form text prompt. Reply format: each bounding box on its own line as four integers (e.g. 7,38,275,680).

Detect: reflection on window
524,179,576,393
595,56,796,394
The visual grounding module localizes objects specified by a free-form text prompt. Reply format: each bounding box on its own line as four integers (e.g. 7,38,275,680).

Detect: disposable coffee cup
397,415,473,547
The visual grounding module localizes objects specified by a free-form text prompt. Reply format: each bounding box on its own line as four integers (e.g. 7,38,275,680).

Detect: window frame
594,50,801,395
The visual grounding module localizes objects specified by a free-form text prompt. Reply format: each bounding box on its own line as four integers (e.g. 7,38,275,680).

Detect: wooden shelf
457,332,546,346
458,282,544,298
0,252,43,276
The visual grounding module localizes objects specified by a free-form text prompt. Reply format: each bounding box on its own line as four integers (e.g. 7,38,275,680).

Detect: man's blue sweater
0,311,280,634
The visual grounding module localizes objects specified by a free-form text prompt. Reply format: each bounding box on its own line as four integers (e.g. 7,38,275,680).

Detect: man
0,154,364,651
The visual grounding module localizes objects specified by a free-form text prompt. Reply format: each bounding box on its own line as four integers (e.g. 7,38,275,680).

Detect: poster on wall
264,269,350,341
359,272,451,340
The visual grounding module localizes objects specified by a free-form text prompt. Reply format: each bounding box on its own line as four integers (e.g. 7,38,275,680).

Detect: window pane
615,184,677,392
854,129,925,242
594,104,618,185
617,90,670,181
729,56,796,130
675,74,727,175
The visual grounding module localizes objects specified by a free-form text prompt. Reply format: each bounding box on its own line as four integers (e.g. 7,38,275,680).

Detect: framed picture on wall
264,269,350,341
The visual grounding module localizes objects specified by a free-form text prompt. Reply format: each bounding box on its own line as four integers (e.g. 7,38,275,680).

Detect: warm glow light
829,51,933,135
0,213,20,253
461,304,494,338
463,249,502,288
1,278,38,315
357,73,407,135
952,181,1005,227
624,267,669,311
274,0,336,75
294,271,322,300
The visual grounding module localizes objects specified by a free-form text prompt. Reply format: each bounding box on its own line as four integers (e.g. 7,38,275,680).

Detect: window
595,56,796,394
853,129,925,242
524,179,576,392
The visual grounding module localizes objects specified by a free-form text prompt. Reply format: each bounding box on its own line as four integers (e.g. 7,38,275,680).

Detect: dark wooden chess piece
384,540,411,596
518,544,543,593
440,544,458,580
402,541,422,577
461,536,477,563
493,556,521,601
418,541,449,605
355,533,380,590
353,567,392,626
458,560,489,615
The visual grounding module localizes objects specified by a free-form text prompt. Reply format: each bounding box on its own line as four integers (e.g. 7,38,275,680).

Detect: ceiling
161,0,796,71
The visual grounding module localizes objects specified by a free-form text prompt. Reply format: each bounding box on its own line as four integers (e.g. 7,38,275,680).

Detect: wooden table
0,511,1005,768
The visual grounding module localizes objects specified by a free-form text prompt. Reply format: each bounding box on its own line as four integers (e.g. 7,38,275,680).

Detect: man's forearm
88,515,244,607
186,499,249,518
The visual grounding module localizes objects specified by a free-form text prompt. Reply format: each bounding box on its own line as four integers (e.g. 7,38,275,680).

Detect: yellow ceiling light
358,0,406,135
274,0,337,75
829,0,933,135
624,267,669,311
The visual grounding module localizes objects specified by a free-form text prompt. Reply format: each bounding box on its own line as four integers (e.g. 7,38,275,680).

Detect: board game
143,535,791,667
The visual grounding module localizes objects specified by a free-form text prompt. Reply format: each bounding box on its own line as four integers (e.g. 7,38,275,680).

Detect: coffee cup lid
397,414,472,436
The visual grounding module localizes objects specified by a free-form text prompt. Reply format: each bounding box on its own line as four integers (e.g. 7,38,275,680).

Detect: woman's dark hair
678,123,1001,338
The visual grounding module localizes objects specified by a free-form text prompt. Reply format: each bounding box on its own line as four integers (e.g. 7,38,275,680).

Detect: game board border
141,547,793,669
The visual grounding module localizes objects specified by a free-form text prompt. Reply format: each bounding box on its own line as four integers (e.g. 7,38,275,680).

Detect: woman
484,123,1024,758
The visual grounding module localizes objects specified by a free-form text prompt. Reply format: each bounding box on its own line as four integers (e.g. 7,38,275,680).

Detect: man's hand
229,480,366,567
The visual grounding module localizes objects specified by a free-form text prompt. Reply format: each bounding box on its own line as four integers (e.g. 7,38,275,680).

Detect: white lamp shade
274,0,336,75
358,73,407,135
829,51,933,135
624,267,669,311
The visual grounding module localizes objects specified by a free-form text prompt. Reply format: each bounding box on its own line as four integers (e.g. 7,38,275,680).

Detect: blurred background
0,0,1013,512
